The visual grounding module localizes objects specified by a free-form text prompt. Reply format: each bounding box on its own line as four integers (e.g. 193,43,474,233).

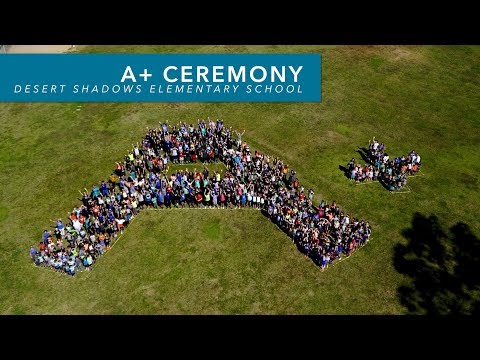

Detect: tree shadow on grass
394,213,480,315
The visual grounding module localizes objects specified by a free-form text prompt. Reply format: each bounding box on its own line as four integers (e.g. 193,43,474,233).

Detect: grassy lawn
0,45,479,314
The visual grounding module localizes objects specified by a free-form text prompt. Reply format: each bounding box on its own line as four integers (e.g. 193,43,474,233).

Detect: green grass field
0,45,479,314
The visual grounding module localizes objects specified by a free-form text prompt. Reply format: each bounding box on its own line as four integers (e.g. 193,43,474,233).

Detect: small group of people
346,137,421,191
30,118,371,275
30,218,111,276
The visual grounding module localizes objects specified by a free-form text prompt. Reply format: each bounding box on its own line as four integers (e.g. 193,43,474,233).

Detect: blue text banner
0,54,321,102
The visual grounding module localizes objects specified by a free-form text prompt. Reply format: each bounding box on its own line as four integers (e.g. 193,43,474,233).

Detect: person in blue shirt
157,192,164,207
165,192,172,208
144,192,152,206
101,181,108,196
56,219,64,231
151,195,158,208
29,245,37,260
179,192,186,207
149,172,156,182
240,193,247,208
42,230,50,245
107,210,115,223
92,185,100,198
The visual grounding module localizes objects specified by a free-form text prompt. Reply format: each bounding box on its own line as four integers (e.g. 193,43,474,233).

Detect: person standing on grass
115,218,125,234
235,129,245,148
240,191,247,208
42,230,51,245
30,245,37,260
101,181,108,196
151,193,158,208
204,188,211,207
55,219,65,238
75,256,84,272
171,146,178,164
195,191,203,208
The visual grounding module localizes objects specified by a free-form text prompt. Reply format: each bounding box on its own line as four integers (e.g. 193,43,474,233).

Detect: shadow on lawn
339,147,372,181
338,165,350,179
356,147,371,164
394,212,480,315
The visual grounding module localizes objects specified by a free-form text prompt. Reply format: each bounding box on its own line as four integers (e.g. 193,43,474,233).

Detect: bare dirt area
5,45,75,53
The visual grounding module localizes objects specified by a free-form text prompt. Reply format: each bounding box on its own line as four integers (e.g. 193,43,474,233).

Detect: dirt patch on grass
6,45,75,54
336,45,427,64
167,103,189,110
388,47,427,63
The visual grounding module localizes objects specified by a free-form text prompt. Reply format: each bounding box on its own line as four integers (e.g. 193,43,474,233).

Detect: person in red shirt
115,162,123,176
195,192,203,208
68,211,77,221
293,178,299,189
318,208,325,218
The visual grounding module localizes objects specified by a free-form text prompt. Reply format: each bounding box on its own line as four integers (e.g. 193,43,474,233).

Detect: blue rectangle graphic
0,54,321,102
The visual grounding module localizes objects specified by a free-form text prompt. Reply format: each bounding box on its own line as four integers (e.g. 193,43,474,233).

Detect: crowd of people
346,137,421,191
30,119,371,275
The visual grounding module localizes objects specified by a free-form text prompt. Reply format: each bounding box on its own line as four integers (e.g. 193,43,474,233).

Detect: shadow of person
338,165,350,179
394,212,480,315
356,149,371,164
